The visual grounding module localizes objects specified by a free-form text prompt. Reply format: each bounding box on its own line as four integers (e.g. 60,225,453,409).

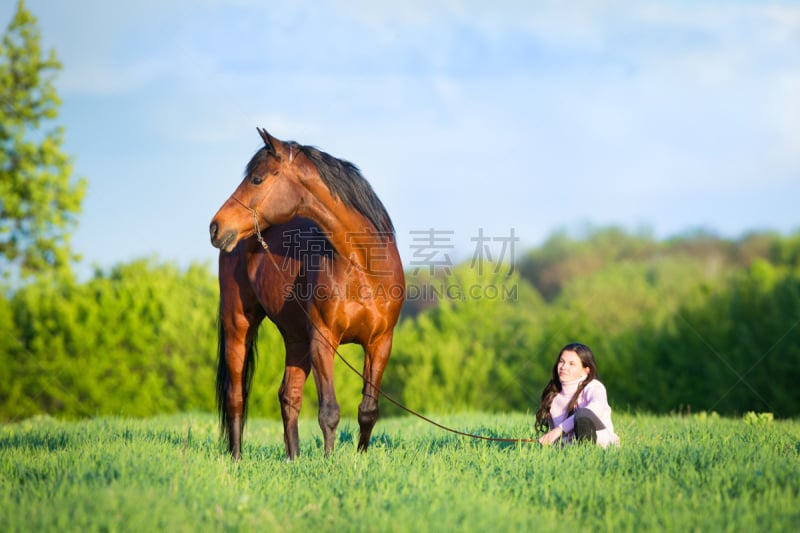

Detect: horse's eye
251,175,264,185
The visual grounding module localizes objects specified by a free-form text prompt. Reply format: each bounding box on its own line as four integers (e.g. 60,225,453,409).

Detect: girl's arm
538,426,563,445
580,381,612,419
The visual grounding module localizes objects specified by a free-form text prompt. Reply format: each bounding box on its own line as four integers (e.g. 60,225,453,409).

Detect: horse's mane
297,144,395,236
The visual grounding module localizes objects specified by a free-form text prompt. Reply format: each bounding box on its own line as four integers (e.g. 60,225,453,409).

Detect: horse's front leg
218,327,250,461
278,340,311,460
217,243,266,461
309,332,340,457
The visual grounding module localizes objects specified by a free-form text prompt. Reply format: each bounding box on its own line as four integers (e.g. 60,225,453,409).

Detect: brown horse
209,128,405,460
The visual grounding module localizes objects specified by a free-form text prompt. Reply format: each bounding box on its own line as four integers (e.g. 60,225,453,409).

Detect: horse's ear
257,127,276,153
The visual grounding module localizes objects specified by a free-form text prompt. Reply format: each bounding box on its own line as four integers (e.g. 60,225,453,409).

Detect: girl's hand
538,426,563,445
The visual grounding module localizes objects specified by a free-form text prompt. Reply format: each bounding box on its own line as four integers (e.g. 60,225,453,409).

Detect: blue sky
3,1,799,275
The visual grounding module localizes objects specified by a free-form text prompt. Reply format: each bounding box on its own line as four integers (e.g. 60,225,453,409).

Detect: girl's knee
574,408,603,443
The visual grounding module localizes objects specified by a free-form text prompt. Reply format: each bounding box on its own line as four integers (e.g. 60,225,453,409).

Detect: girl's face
557,350,590,383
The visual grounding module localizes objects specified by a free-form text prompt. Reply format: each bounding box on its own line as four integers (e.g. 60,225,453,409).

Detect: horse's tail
216,308,258,443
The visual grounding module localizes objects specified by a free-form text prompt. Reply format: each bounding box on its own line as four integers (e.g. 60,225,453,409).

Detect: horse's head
210,128,307,252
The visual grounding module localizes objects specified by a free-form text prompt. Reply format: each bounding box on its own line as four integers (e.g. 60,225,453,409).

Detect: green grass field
1,411,798,532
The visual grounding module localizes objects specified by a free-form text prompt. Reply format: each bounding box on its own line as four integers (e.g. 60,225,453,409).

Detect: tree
0,1,86,279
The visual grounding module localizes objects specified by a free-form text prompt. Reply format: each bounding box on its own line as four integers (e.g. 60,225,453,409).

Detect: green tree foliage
390,265,546,415
517,225,660,301
0,1,86,278
2,259,219,419
641,259,800,416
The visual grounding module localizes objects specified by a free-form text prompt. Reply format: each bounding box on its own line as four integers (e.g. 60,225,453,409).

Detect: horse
209,128,405,460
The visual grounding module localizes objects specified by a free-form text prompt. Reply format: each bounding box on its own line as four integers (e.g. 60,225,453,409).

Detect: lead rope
244,206,538,444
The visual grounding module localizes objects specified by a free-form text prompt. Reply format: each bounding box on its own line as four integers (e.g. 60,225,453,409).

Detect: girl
535,342,620,447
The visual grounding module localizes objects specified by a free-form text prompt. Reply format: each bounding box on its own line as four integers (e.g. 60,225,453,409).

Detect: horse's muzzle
209,222,237,251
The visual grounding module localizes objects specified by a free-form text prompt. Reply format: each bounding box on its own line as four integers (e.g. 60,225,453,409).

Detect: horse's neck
300,188,387,272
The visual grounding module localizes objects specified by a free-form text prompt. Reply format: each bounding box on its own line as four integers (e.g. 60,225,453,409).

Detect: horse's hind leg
309,331,341,457
278,340,311,460
357,333,393,452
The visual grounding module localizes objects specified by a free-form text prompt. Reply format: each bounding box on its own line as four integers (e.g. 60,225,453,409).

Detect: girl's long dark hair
535,343,599,433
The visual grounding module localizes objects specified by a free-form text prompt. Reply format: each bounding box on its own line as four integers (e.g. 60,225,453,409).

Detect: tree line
2,227,798,421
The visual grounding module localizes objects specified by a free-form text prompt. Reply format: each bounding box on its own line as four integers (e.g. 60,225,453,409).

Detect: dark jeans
574,408,605,443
